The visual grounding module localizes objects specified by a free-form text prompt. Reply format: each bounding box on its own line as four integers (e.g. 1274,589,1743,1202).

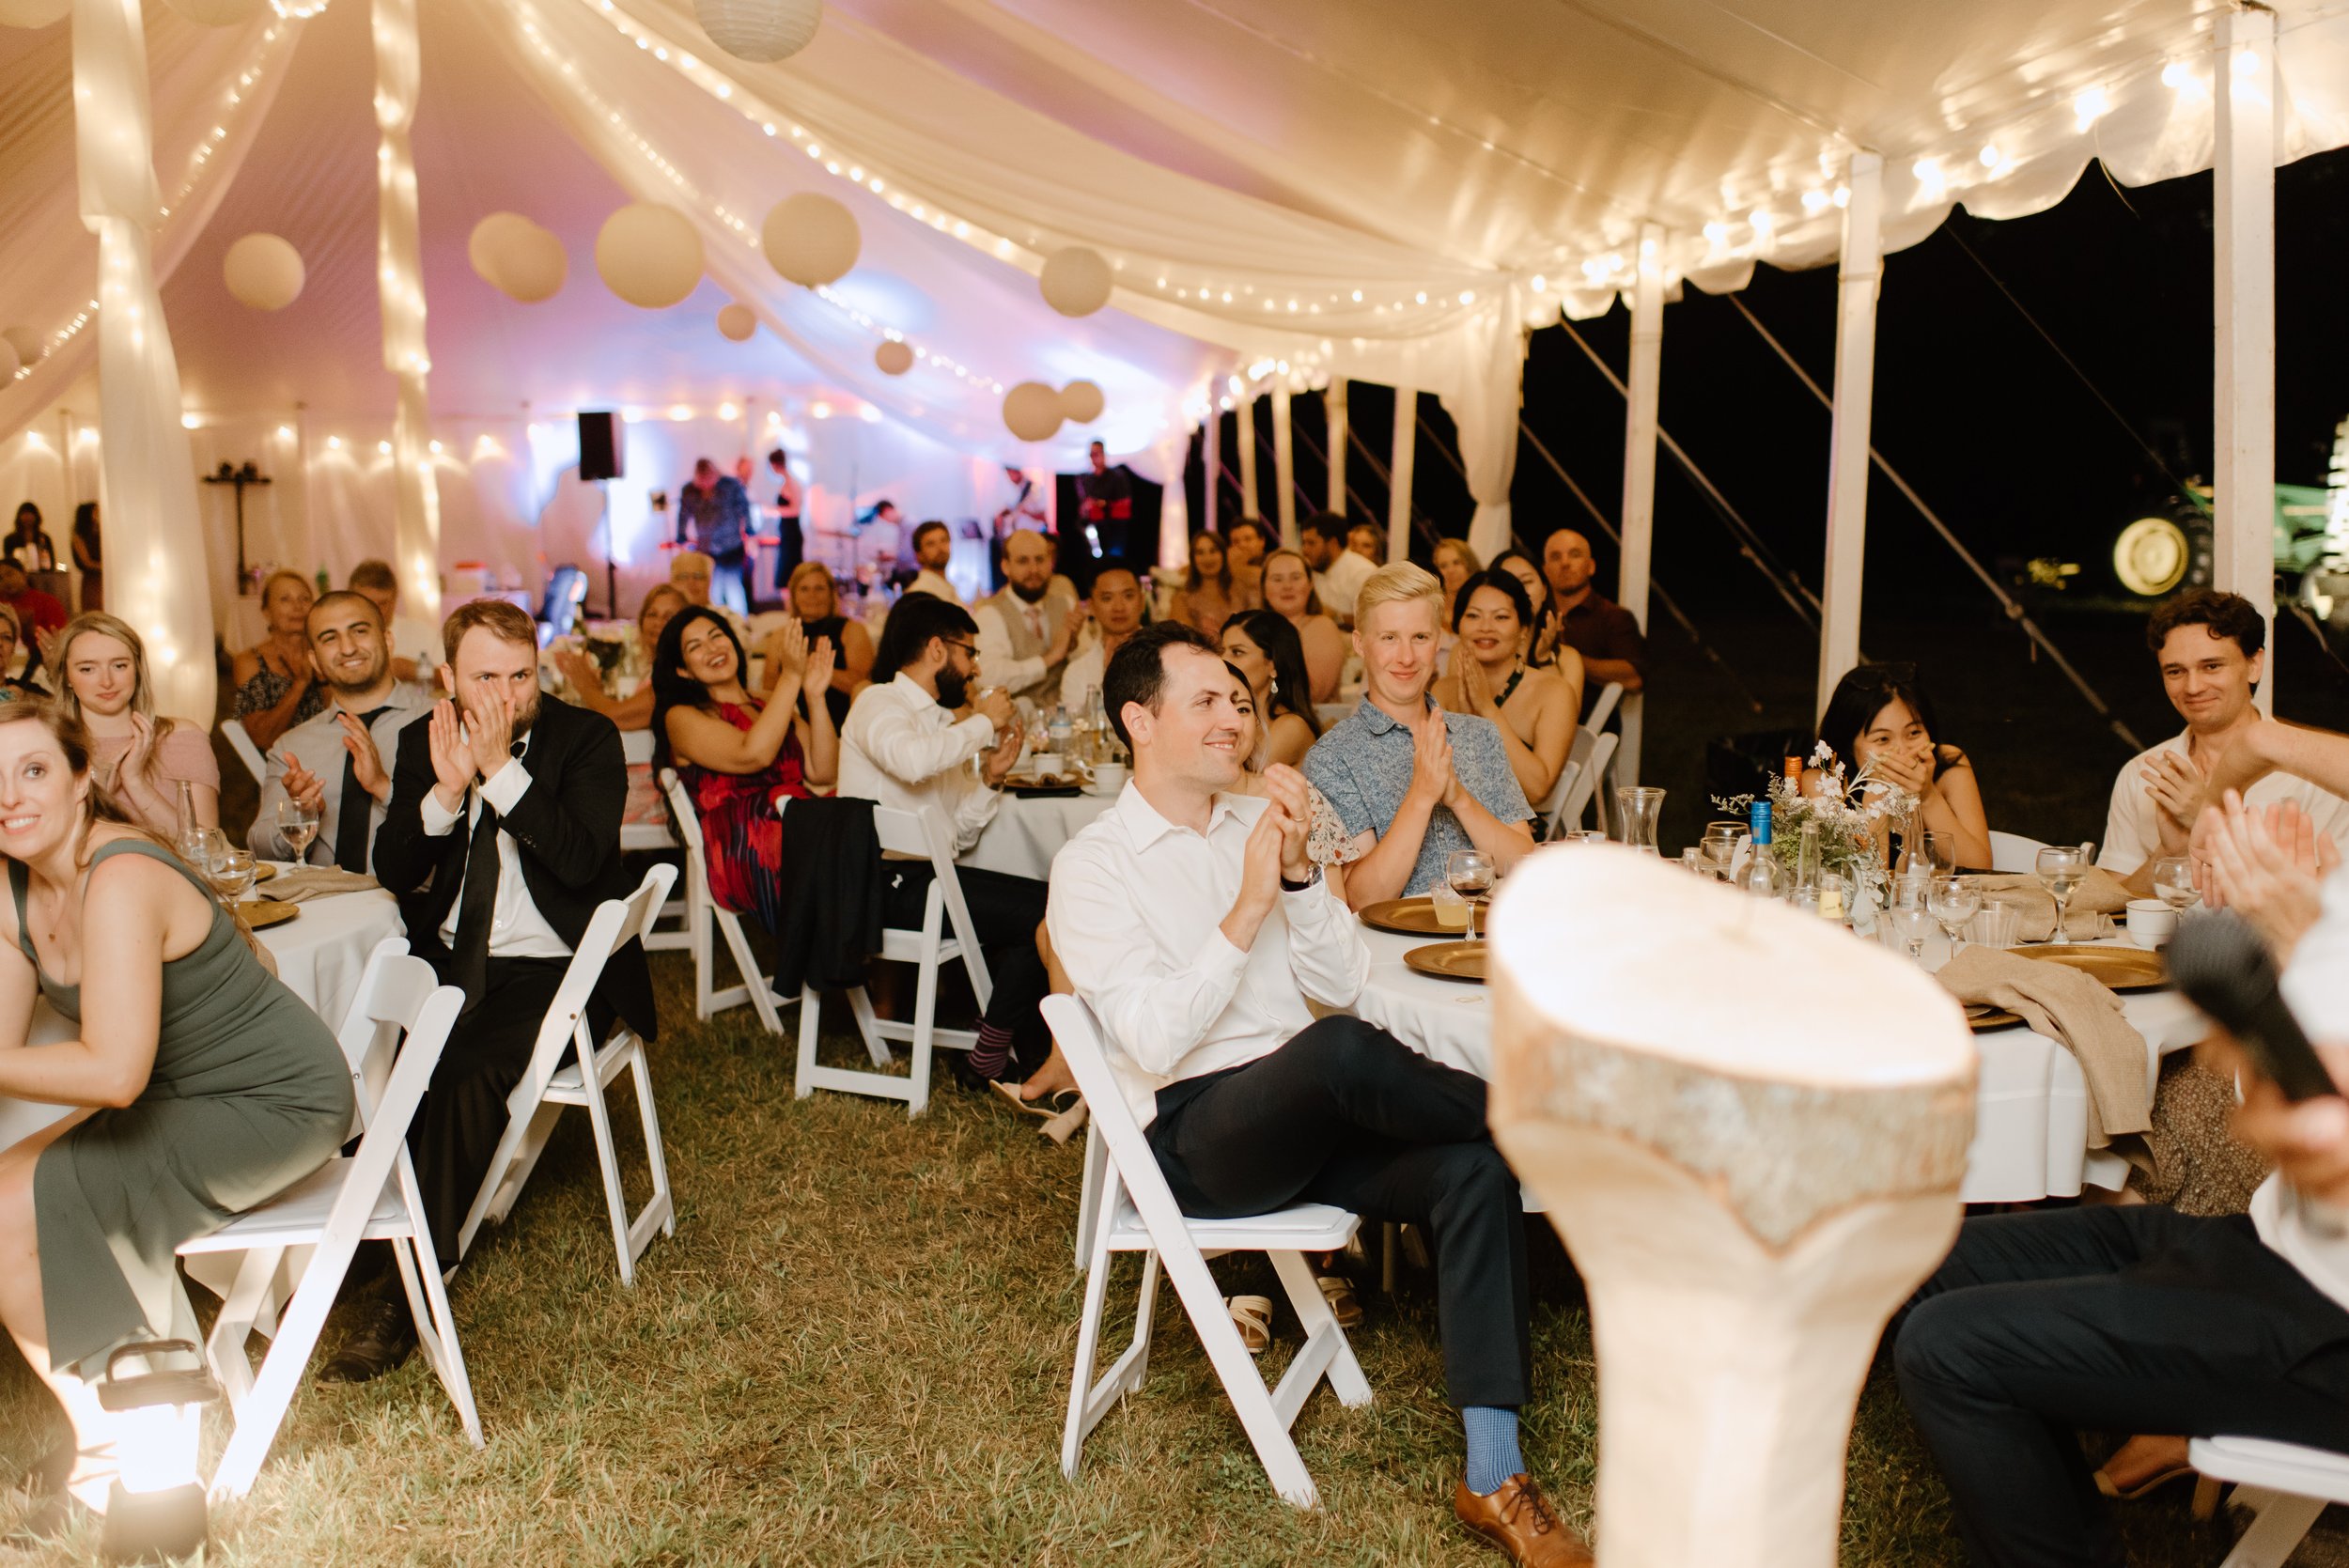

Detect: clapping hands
2192,792,2336,961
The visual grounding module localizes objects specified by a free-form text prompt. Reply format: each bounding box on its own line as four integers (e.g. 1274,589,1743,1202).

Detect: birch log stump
1487,848,1976,1568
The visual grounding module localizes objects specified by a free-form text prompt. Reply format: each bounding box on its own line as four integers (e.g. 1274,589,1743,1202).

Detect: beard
935,664,971,710
325,651,391,702
1010,580,1048,604
508,691,541,739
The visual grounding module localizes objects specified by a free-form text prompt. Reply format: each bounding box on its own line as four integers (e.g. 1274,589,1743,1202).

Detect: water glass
1885,904,1939,965
2035,845,2089,941
210,848,257,904
1698,823,1743,881
1558,829,1607,846
1613,786,1666,855
276,799,321,862
2150,855,2198,912
181,826,226,877
1919,831,1957,877
1969,900,2022,949
1928,877,1983,957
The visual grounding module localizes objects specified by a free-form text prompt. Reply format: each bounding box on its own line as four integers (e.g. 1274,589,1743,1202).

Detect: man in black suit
325,598,654,1381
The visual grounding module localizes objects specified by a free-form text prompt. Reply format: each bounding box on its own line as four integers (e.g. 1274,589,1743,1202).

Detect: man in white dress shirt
972,529,1086,706
840,592,1054,1094
1057,567,1144,713
2100,589,2349,890
251,590,429,872
905,519,962,607
1048,622,1585,1567
1300,514,1375,629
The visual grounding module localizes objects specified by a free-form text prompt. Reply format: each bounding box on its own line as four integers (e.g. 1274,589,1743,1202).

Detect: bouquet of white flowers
1714,741,1919,913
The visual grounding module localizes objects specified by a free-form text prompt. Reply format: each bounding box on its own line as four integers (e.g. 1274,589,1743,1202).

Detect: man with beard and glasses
972,528,1087,706
840,592,1054,1095
250,590,431,871
334,599,653,1382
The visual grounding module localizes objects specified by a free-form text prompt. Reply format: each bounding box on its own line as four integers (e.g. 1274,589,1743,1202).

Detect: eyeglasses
941,641,977,660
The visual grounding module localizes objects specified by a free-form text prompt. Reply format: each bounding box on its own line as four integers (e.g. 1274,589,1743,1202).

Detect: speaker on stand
577,411,624,618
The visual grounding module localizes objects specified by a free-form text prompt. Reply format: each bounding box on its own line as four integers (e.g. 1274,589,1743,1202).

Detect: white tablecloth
960,792,1115,880
1352,924,2201,1205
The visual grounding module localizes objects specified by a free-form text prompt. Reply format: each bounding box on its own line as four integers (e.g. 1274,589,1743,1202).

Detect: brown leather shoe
1454,1474,1593,1566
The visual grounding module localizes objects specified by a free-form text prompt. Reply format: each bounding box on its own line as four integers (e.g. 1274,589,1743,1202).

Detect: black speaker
578,411,622,482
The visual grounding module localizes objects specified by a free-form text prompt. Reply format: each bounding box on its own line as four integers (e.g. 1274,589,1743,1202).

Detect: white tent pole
2216,7,2278,713
1236,388,1261,521
1815,149,1884,717
1326,379,1349,520
1272,378,1298,544
1616,222,1666,788
376,0,441,625
1388,389,1418,564
1203,401,1221,540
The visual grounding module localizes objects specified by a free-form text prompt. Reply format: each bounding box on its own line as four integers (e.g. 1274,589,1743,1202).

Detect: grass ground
0,948,2312,1566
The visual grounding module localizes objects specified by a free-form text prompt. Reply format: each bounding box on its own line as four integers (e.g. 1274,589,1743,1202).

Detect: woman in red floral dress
651,607,837,931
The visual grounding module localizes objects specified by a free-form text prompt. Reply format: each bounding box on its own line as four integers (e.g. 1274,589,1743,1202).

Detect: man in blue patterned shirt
677,457,753,614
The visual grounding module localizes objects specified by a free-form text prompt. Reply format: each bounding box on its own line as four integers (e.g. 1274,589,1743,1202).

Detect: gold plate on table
1403,939,1487,984
1359,897,1471,937
236,898,300,931
252,863,276,883
1965,1003,2023,1033
2016,943,2166,992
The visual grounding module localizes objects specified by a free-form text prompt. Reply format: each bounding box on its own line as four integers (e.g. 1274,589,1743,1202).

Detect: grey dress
12,840,352,1373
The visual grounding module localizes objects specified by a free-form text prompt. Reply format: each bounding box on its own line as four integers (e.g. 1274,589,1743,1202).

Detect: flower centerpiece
1713,742,1919,916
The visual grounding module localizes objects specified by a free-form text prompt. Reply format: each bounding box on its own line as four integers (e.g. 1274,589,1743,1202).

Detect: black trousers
408,955,572,1264
1893,1204,2349,1567
880,862,1050,1060
1147,1016,1531,1410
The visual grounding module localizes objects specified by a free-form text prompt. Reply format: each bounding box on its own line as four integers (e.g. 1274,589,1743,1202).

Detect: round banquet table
1352,923,2202,1205
959,791,1115,880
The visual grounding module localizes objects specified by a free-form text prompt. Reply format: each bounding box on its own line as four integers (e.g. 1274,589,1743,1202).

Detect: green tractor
2107,417,2345,607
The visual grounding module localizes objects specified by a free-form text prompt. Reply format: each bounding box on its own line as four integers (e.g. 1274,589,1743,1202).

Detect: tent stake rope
1726,294,2144,754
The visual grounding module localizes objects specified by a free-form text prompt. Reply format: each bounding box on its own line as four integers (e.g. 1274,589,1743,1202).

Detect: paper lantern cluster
0,0,71,27
1059,380,1103,424
875,339,912,375
597,203,704,309
717,303,757,341
761,194,859,287
162,0,266,23
1001,382,1063,443
223,233,305,311
695,0,821,63
469,213,568,303
1039,246,1112,318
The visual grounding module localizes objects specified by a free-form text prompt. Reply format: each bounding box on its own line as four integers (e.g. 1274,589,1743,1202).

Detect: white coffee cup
2124,897,2177,948
1030,752,1065,783
1088,762,1128,795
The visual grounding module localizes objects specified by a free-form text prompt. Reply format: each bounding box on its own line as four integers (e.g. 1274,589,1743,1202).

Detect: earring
1268,672,1279,698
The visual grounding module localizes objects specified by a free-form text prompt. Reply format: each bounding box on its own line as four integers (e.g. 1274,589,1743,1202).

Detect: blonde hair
1353,561,1443,623
259,568,313,608
440,598,537,664
1434,537,1481,575
54,613,161,726
670,550,714,579
1258,548,1323,616
785,561,836,614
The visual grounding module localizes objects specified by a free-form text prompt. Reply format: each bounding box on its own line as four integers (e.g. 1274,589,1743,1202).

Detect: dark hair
767,447,786,466
1103,621,1218,751
872,591,978,685
12,502,39,536
1487,548,1555,619
1224,518,1267,550
1221,609,1320,738
441,598,536,664
1185,530,1231,594
306,589,384,633
1816,663,1953,781
1299,512,1344,545
71,502,97,539
349,558,397,593
1449,567,1535,635
648,606,754,771
2147,587,2265,661
871,497,896,516
911,520,950,552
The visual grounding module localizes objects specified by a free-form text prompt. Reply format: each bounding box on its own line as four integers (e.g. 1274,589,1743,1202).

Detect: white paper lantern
596,203,705,309
162,0,266,23
223,233,305,311
467,212,567,303
0,328,38,372
1058,380,1104,424
761,194,859,287
875,339,912,376
695,0,821,63
717,303,758,341
0,338,19,381
1039,246,1112,318
1003,381,1063,443
0,0,72,27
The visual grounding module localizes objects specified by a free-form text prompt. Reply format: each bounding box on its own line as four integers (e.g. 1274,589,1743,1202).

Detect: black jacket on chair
372,692,657,1041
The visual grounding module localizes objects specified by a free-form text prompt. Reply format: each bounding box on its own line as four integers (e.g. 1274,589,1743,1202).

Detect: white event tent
2,0,2344,757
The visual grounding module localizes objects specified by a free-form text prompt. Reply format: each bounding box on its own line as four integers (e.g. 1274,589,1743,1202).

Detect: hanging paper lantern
596,203,705,310
717,303,758,341
1058,380,1104,424
1002,381,1063,443
761,193,859,287
874,340,912,376
223,233,305,311
1038,246,1112,318
0,0,72,27
0,327,39,371
162,0,266,23
695,0,821,63
467,212,567,303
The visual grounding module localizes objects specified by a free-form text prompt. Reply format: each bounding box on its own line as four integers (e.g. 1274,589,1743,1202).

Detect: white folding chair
1042,995,1370,1509
661,768,788,1032
1545,728,1616,839
1584,679,1625,734
620,734,686,950
2186,1436,2349,1565
1987,830,2049,873
179,939,480,1498
793,804,990,1117
457,862,678,1285
219,717,269,788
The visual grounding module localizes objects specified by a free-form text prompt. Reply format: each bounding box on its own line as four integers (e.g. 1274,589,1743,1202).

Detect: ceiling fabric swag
373,0,439,623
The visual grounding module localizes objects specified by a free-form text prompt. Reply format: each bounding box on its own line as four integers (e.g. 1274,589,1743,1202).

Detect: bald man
972,529,1087,705
1543,527,1648,704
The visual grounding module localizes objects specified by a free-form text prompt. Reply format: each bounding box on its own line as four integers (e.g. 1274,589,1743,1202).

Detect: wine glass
1447,849,1496,940
1920,831,1957,877
1887,903,1940,966
2034,845,2088,942
1698,822,1743,881
209,848,256,904
2150,854,2199,913
1928,877,1983,959
181,826,226,877
276,799,321,863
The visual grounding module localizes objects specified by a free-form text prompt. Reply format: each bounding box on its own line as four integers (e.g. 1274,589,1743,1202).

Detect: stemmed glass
2034,845,2088,942
1886,903,1940,966
1919,831,1957,877
1447,850,1496,941
209,848,257,905
1928,877,1983,960
180,826,226,877
2150,854,2199,914
1698,821,1743,881
275,799,321,863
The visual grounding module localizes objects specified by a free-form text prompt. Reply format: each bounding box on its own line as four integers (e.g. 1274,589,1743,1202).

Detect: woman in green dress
0,702,351,1516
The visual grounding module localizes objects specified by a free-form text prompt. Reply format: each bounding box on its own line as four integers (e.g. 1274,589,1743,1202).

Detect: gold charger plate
253,863,276,883
1359,897,1470,938
1965,1003,2023,1032
2016,943,2166,992
1403,939,1486,984
237,898,300,931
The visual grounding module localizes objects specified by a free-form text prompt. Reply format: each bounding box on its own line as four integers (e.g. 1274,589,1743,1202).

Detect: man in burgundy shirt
1542,528,1647,717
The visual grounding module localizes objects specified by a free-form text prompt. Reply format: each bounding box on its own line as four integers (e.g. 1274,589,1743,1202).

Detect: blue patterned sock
1463,1405,1525,1496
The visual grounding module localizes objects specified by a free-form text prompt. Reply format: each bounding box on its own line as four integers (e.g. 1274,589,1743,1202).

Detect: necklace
1495,662,1527,708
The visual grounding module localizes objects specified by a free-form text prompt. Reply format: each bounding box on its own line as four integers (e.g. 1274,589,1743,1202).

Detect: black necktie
449,797,501,1010
332,705,393,872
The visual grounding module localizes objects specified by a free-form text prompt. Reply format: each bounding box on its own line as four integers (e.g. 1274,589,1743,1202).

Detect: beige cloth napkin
1937,944,2154,1172
1968,866,2133,943
259,866,381,904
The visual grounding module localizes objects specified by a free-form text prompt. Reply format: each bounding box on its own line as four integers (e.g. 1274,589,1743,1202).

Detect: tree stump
1487,847,1976,1568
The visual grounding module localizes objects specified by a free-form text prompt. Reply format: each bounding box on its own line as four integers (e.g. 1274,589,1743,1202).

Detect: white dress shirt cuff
479,759,533,815
419,786,462,837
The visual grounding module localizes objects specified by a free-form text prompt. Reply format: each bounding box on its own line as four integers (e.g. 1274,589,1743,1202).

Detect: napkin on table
1968,866,2132,943
259,866,381,904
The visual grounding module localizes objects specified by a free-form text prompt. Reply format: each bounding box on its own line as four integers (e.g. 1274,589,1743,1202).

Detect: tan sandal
1315,1275,1364,1329
1226,1295,1273,1355
1037,1097,1088,1146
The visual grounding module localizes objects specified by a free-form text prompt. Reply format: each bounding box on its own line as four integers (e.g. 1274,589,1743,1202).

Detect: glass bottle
1795,817,1821,894
175,780,198,850
1738,800,1788,900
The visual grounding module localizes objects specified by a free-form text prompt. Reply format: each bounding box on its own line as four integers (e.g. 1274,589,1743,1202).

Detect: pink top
91,724,219,835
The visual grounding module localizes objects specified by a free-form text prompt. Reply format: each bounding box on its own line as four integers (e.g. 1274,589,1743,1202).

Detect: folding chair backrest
1549,729,1616,837
661,769,707,854
332,983,463,1239
621,728,656,767
1586,680,1625,733
1041,994,1191,1251
520,862,677,1098
871,804,991,1006
1987,831,2049,874
332,938,429,1135
220,718,269,788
